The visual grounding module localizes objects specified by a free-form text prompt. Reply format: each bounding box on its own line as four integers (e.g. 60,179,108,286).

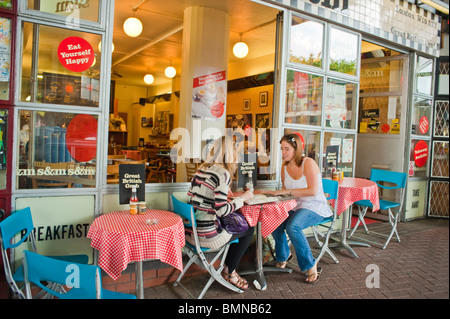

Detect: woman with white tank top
267,133,332,283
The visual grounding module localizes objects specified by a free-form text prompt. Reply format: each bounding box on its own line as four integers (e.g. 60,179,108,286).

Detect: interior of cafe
16,0,413,191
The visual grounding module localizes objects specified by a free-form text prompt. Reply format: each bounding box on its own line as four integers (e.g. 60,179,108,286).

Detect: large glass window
411,97,433,137
289,16,324,68
323,131,355,176
415,55,434,96
20,22,102,106
285,70,323,126
328,27,358,76
0,16,11,101
324,78,358,130
26,0,101,23
17,110,97,189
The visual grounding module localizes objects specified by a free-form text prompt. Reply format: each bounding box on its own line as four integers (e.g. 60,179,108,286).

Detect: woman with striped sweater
187,136,254,290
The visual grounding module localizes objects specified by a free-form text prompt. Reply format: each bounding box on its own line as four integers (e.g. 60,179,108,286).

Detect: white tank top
283,158,332,218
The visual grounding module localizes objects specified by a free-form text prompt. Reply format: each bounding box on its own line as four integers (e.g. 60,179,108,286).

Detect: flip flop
306,267,322,284
276,254,293,269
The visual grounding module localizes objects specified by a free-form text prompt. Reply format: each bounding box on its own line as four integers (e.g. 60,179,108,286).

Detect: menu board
238,154,257,190
43,73,99,107
119,164,146,204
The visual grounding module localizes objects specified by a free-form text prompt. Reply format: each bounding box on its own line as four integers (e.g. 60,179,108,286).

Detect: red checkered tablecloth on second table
87,209,185,280
335,177,380,216
239,199,297,238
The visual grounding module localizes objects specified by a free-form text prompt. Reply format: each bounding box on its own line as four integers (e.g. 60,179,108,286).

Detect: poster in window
192,70,227,120
0,17,11,82
43,73,99,107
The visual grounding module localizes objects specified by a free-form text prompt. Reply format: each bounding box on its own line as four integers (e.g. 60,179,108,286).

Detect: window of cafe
0,11,13,193
283,13,360,177
14,1,109,190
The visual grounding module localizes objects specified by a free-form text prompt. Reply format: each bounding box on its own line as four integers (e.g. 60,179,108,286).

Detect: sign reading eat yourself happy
58,36,95,72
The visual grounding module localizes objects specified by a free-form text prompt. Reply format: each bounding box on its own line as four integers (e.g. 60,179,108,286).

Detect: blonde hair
200,136,237,178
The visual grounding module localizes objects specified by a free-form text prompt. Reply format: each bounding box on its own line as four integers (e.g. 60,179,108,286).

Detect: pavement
143,218,449,300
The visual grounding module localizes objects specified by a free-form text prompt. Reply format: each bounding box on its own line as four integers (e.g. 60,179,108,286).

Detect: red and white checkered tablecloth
335,177,380,216
239,199,297,238
87,210,185,280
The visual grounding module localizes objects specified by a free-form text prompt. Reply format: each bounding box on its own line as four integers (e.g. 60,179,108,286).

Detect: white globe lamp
233,41,249,59
165,66,177,78
144,74,154,85
123,17,143,37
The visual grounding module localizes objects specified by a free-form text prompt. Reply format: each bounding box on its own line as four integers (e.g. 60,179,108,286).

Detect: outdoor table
239,199,297,290
87,209,185,299
329,177,380,258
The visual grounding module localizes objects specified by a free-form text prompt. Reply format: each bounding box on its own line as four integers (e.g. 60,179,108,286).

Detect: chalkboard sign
238,154,257,189
325,145,339,168
119,164,146,204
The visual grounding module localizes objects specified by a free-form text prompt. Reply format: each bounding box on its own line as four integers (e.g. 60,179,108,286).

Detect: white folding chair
348,169,407,249
171,195,244,299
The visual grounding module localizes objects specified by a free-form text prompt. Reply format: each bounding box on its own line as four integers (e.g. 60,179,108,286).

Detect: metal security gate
429,58,449,218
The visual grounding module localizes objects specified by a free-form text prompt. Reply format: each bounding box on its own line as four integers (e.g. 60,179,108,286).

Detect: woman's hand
241,190,254,202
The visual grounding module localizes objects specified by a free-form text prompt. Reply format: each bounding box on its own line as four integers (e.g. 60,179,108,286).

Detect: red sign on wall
414,140,429,168
58,37,95,72
419,116,429,134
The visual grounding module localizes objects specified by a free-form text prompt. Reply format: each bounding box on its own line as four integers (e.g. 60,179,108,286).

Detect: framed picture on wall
259,91,268,107
243,99,251,111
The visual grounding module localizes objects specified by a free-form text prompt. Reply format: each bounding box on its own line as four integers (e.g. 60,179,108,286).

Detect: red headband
293,132,305,151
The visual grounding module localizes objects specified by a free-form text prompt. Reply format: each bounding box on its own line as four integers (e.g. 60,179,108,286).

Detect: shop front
1,0,446,290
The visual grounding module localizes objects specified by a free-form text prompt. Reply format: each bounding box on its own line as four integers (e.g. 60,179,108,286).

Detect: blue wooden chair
171,195,243,299
23,250,136,299
0,207,89,299
348,169,407,249
310,179,340,264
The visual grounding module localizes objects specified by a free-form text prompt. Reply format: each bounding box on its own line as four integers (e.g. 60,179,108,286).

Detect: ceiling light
233,33,249,59
123,16,143,37
144,74,154,85
165,66,177,78
98,41,114,52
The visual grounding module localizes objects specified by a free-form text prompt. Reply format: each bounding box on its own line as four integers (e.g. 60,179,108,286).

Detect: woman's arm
273,158,319,197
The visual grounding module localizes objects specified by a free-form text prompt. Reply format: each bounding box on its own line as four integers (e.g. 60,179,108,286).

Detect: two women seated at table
266,133,332,284
187,136,254,290
187,132,331,291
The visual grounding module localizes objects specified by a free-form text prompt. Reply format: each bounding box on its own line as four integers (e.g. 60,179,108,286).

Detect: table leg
329,208,370,258
240,222,292,290
135,261,144,299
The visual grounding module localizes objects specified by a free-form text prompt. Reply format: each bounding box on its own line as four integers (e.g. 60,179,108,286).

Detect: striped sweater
187,164,244,250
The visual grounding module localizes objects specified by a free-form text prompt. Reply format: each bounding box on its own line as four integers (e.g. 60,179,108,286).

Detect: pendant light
165,66,177,78
233,33,249,59
144,74,154,85
123,9,143,37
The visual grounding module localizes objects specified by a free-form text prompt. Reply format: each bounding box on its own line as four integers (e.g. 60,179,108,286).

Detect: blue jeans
271,208,325,271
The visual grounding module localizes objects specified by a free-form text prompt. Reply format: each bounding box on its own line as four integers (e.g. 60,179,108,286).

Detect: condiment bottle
129,185,138,215
138,201,146,214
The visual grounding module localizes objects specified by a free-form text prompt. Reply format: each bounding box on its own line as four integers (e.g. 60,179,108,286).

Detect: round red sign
58,37,95,72
413,140,428,168
419,116,429,134
381,123,390,133
66,114,98,163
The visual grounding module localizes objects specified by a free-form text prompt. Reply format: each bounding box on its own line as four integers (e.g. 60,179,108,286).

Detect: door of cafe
355,41,410,219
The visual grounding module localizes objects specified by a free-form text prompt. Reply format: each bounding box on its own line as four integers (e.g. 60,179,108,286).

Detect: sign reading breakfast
58,36,95,72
